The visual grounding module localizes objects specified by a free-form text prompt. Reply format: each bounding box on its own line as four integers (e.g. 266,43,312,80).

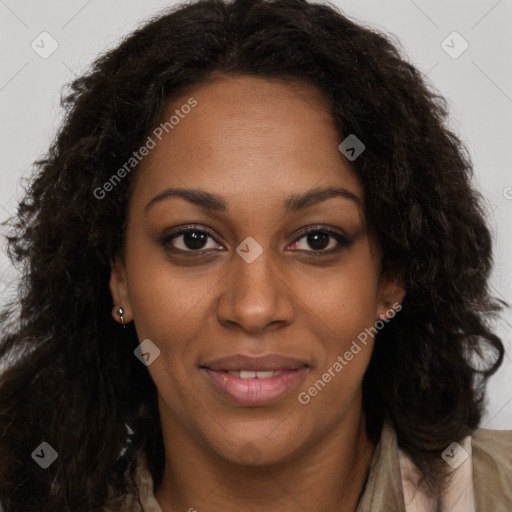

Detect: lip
200,353,309,372
201,367,309,406
199,353,310,406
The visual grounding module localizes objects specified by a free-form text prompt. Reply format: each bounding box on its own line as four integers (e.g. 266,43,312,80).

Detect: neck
154,401,375,512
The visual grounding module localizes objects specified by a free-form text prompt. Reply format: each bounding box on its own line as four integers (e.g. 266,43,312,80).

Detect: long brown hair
0,0,505,509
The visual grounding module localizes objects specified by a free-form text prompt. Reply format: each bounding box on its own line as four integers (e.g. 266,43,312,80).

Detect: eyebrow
144,186,361,213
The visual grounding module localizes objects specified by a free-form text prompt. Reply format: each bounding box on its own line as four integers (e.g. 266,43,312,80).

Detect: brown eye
180,230,209,250
305,232,330,250
290,228,353,253
161,227,223,253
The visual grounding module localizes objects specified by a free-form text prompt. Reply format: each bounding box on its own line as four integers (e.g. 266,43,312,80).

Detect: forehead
130,75,363,210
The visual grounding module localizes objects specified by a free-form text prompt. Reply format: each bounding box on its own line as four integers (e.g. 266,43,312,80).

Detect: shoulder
471,427,512,511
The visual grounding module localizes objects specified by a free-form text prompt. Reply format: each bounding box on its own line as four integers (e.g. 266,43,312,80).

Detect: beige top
103,422,512,511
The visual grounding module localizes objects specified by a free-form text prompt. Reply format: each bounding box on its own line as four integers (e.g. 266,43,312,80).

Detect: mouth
216,370,287,378
199,353,310,406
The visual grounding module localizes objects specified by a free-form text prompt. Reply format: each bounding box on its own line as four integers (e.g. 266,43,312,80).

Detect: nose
215,247,295,334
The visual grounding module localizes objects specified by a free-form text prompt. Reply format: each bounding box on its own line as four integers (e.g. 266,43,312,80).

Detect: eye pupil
308,232,329,250
184,231,208,249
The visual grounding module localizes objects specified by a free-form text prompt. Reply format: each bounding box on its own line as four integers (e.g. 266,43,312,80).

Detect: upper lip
200,354,309,371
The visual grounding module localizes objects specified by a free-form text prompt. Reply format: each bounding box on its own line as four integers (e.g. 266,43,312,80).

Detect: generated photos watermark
93,97,198,200
298,302,402,404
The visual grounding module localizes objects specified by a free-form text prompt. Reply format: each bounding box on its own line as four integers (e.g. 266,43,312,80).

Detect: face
110,75,404,465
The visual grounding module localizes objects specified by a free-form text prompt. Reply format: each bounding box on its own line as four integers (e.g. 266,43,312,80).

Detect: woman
0,0,510,510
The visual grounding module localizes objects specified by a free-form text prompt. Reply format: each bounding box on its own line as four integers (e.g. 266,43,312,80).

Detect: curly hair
0,0,505,509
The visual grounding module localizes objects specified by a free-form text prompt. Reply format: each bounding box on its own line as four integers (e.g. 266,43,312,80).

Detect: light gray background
1,0,511,428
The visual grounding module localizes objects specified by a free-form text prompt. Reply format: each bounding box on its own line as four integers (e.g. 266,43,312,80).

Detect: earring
114,305,126,328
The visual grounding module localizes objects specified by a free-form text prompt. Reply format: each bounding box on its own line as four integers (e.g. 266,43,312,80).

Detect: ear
376,273,406,321
109,256,133,323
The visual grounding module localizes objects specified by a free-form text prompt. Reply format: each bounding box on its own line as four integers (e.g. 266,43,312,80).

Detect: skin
110,75,405,512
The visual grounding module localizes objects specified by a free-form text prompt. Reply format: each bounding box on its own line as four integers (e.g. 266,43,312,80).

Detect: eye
160,224,353,256
289,227,353,254
160,226,223,253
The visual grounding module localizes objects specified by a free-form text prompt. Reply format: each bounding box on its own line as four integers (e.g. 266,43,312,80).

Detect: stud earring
114,305,126,328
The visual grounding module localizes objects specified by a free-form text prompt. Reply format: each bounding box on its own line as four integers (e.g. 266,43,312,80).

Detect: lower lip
201,367,308,406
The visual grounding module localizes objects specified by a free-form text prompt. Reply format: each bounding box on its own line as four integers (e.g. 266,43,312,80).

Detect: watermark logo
441,31,469,59
237,442,263,464
236,237,263,264
31,32,59,59
31,441,58,469
338,134,365,161
134,338,161,366
441,442,469,469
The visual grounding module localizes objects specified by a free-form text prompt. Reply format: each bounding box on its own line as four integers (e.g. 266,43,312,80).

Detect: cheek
294,261,378,417
293,247,381,349
131,276,206,339
124,255,213,411
124,240,212,343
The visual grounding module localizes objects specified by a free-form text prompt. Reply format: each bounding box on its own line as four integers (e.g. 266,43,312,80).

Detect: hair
0,0,506,510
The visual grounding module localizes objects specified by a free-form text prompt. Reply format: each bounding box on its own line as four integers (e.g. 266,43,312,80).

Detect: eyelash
159,224,353,257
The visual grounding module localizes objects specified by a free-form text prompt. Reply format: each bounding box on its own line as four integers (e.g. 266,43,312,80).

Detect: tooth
225,370,285,378
255,371,274,378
